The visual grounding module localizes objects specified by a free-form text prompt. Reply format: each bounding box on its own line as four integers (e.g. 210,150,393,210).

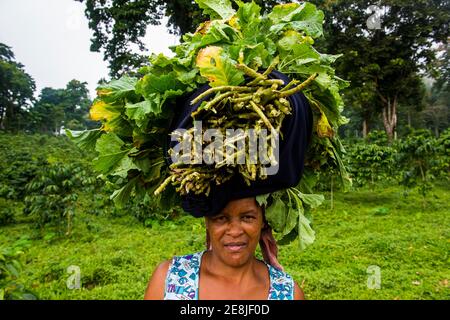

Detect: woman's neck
202,250,261,285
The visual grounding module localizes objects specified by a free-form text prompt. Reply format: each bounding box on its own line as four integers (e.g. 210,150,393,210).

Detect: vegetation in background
0,132,448,299
0,237,36,300
1,176,448,300
0,43,35,132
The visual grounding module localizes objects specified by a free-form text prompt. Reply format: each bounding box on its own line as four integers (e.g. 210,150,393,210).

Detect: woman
145,70,311,300
144,197,304,300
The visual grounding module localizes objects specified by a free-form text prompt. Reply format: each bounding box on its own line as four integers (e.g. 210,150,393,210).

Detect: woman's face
205,197,264,268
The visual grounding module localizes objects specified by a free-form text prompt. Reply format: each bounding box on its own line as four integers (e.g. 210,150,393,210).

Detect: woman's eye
214,216,227,222
242,215,256,221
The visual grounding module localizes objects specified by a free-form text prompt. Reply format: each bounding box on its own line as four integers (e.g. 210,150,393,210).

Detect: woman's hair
259,207,284,271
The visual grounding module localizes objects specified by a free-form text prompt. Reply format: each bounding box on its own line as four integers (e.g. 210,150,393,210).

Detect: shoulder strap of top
164,251,203,300
267,264,294,300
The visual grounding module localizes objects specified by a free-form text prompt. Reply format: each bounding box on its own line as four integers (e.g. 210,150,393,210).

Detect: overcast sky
0,0,179,99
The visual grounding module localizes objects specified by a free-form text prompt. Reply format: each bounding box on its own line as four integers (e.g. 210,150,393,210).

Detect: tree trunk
5,102,15,132
0,106,4,130
362,118,369,138
433,111,440,137
382,95,397,143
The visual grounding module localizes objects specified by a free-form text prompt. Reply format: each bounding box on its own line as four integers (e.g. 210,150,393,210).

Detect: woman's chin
222,250,252,267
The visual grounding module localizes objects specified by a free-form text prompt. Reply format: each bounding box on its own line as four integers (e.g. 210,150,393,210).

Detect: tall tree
28,88,66,134
421,80,450,137
63,79,92,129
0,43,35,132
75,0,287,77
28,80,93,133
311,0,449,141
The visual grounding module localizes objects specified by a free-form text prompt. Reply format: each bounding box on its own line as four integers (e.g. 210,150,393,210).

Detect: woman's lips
224,243,247,252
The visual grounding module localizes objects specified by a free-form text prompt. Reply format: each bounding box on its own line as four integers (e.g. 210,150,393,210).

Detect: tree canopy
311,0,449,141
27,80,94,134
74,0,287,77
0,43,36,132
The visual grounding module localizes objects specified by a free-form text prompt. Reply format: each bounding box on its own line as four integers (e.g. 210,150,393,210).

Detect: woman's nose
226,219,244,237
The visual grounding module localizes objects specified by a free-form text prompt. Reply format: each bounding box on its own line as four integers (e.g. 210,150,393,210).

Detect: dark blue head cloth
165,70,313,217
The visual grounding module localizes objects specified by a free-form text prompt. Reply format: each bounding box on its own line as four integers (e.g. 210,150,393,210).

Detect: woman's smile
223,241,248,252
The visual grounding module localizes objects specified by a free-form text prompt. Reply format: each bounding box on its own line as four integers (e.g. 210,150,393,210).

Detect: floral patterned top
164,251,294,300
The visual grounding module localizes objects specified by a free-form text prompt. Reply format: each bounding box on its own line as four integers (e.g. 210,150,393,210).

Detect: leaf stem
190,86,254,105
278,73,318,98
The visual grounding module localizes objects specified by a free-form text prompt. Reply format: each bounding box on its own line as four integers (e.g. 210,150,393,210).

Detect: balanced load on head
67,0,351,250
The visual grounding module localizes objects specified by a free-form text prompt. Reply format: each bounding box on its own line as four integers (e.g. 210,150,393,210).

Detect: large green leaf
102,115,133,137
298,213,315,250
125,100,159,128
137,73,185,97
297,192,324,209
110,176,139,208
269,3,324,38
93,133,137,176
195,0,235,20
236,1,261,28
268,3,304,24
265,197,287,232
240,42,270,69
281,205,299,237
112,156,138,179
65,129,102,152
97,76,138,103
277,30,305,52
256,193,270,207
196,46,244,87
201,21,239,44
277,228,298,245
135,73,185,116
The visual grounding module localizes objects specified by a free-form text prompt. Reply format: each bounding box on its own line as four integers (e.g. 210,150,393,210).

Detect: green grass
285,182,450,300
1,183,449,300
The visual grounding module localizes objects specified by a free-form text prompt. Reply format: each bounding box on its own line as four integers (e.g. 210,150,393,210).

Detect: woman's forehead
220,198,261,214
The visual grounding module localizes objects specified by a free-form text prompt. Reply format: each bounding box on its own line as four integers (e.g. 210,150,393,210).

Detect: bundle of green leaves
68,0,350,249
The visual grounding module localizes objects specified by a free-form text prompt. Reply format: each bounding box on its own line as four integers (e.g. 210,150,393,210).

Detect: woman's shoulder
266,263,293,281
293,281,305,300
144,251,205,300
144,259,172,300
266,264,305,300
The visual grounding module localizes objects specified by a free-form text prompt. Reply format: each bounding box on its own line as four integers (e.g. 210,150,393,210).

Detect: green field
1,180,448,300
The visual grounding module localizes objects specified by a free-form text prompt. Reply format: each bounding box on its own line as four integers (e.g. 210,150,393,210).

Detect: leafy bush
341,128,449,192
0,151,48,200
433,128,450,179
0,134,93,201
366,130,389,146
23,163,96,236
395,129,439,197
126,194,181,227
345,142,397,186
0,208,15,226
0,237,37,300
